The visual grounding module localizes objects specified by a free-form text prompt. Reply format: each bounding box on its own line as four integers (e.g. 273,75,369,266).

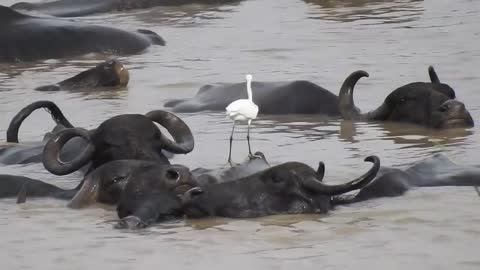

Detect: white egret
225,74,259,164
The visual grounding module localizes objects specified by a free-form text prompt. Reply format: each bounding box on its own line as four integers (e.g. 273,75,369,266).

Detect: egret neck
246,74,253,102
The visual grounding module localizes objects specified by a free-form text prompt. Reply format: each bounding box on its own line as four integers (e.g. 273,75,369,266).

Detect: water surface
1,0,480,269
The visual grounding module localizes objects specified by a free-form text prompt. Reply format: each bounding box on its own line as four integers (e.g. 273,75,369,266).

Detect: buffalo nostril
166,169,180,182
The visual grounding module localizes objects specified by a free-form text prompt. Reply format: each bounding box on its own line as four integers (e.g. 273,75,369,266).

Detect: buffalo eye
112,176,124,183
439,104,449,112
166,169,180,182
399,97,406,104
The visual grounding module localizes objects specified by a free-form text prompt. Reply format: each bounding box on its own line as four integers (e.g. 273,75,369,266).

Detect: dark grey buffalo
181,156,380,219
42,109,194,175
0,174,80,203
181,153,480,220
35,59,129,92
11,0,243,17
0,5,165,62
1,160,196,222
0,160,197,229
3,153,480,229
339,67,474,128
334,153,480,204
164,73,353,115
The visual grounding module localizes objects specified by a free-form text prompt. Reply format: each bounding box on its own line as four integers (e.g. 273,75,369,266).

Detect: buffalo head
85,59,130,88
35,59,129,92
67,161,196,220
339,67,474,128
43,110,194,175
114,163,196,229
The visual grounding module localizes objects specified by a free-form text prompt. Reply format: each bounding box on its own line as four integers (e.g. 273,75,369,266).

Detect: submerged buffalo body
11,0,243,17
3,153,480,229
35,59,129,92
0,6,165,62
0,160,196,229
1,160,197,229
183,153,480,220
0,174,79,202
181,156,380,219
335,153,480,204
164,74,359,115
339,67,474,128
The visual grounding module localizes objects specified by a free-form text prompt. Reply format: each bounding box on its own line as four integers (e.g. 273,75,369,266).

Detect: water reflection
305,0,424,24
340,120,473,148
124,2,242,26
254,115,473,151
1,0,480,268
185,214,325,231
255,115,340,142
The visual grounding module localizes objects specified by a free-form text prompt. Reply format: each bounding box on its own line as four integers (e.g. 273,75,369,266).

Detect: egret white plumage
226,74,259,164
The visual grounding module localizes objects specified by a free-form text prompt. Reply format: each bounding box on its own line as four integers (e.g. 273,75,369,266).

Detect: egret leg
228,124,235,165
247,120,253,157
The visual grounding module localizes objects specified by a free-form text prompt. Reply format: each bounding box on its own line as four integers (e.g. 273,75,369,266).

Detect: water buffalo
0,174,80,203
164,67,449,117
339,67,474,128
11,0,243,17
334,153,480,204
180,156,380,219
1,160,197,229
164,73,353,115
0,101,84,165
35,59,129,92
42,109,195,175
0,5,165,62
4,152,480,229
2,160,196,216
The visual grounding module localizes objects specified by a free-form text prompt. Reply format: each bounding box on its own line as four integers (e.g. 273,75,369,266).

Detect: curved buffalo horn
316,162,325,181
145,110,194,154
428,66,440,84
338,70,369,120
7,100,74,143
43,128,95,175
301,155,380,196
338,71,391,121
68,175,101,209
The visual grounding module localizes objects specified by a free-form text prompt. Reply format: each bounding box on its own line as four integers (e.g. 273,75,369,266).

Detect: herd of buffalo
0,0,479,230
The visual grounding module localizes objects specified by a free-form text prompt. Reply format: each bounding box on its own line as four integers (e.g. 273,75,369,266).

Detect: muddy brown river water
1,0,480,269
